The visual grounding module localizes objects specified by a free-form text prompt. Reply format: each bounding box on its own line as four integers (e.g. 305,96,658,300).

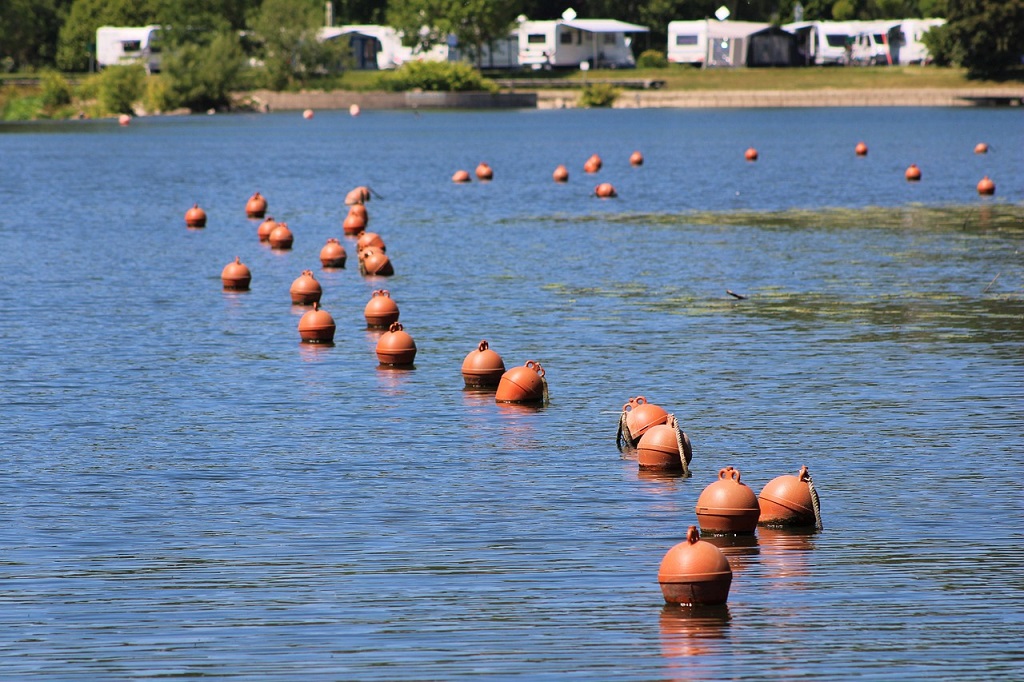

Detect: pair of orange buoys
185,203,207,228
376,321,416,367
695,465,821,534
289,270,322,305
620,396,692,472
584,154,602,173
246,192,267,218
320,238,347,268
453,163,493,183
343,204,368,235
255,216,293,248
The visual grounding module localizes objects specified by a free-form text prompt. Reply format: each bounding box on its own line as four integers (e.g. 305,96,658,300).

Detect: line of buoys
905,163,922,181
297,301,335,344
268,221,293,250
319,238,347,268
658,526,733,606
495,360,547,404
475,162,493,181
552,164,569,183
855,141,868,156
289,269,322,305
452,169,472,183
185,203,207,228
246,192,267,218
695,467,761,535
257,216,277,242
376,322,417,367
977,175,995,195
461,340,506,388
744,147,758,162
220,256,251,291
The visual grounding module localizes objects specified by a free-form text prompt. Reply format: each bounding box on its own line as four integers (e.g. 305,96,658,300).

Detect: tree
250,0,344,89
930,0,1024,78
56,0,157,71
0,0,68,69
160,30,247,110
386,0,521,66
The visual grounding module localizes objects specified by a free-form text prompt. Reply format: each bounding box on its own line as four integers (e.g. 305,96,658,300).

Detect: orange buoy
302,108,314,119
584,154,602,173
364,289,400,329
461,340,506,388
744,147,758,162
758,465,820,528
289,270,322,305
636,424,691,472
220,256,251,291
356,231,385,252
452,170,471,183
297,301,335,344
320,238,347,268
185,203,207,228
594,182,617,198
376,322,417,367
630,150,644,166
552,164,569,183
495,360,547,404
345,186,371,205
623,396,668,444
118,113,131,126
475,162,493,180
855,141,868,156
343,208,367,236
905,164,921,181
246,192,267,218
350,103,361,116
359,247,394,277
268,222,293,250
974,142,989,154
257,216,277,242
348,203,369,225
977,176,995,195
696,467,761,535
658,526,733,606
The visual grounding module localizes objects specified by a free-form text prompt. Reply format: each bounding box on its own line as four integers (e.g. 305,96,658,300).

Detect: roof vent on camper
562,8,577,20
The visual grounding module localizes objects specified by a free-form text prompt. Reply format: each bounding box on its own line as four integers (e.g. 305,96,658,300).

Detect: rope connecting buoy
297,301,335,344
461,340,506,388
363,289,399,329
977,176,995,195
289,270,322,305
343,207,367,236
268,222,293,250
617,396,668,450
246,192,267,218
636,416,692,477
452,170,471,183
475,162,493,180
495,360,547,404
376,322,416,367
658,526,733,606
974,142,989,154
594,182,617,198
320,238,347,268
758,465,823,530
905,164,922,181
744,147,758,162
257,216,277,242
359,247,394,277
356,231,385,252
584,154,602,173
630,150,644,166
695,467,761,535
220,256,251,291
345,186,371,205
185,203,207,228
855,141,868,156
552,164,569,183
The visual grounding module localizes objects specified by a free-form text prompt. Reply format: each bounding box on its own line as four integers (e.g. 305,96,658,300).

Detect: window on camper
675,35,698,45
528,34,546,44
825,34,848,47
603,33,616,45
121,40,142,52
560,30,573,45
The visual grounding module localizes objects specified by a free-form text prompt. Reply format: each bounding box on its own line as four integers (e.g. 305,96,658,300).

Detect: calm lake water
1,106,1021,680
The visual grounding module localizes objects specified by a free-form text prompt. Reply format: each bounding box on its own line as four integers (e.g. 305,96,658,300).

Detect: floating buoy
461,340,506,388
297,301,335,344
376,322,416,367
220,256,251,291
345,186,371,205
552,164,569,183
348,203,368,225
452,170,471,183
695,467,761,535
359,247,393,276
268,222,293,250
495,360,547,404
630,150,644,166
637,420,693,474
246,192,267,218
620,396,668,447
475,162,493,180
356,231,385,252
302,109,314,119
583,154,602,173
744,147,758,162
364,289,399,329
758,465,822,529
658,526,733,606
974,142,988,154
289,270,322,305
320,237,347,268
594,182,617,198
905,164,921,181
977,175,995,195
343,208,367,236
257,216,277,242
350,103,361,117
855,141,868,156
184,203,207,228
118,113,131,126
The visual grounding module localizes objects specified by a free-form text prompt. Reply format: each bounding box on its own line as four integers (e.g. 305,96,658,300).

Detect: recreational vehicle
848,21,902,65
517,17,648,69
895,18,946,64
783,21,859,65
319,26,414,70
96,26,162,73
667,20,769,67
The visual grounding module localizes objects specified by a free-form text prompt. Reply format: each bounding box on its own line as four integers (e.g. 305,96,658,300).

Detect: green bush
577,83,619,108
377,61,497,92
636,50,668,69
2,94,44,121
40,70,73,109
160,32,248,112
98,65,146,115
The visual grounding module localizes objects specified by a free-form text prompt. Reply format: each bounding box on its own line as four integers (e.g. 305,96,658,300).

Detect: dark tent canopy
747,26,799,67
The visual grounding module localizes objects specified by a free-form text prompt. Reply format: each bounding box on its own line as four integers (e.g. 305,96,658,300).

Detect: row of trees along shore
1,0,1021,115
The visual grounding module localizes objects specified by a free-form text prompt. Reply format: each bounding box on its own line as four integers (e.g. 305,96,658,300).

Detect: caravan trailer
848,21,902,65
667,20,769,67
518,17,647,69
319,26,414,69
895,18,946,64
96,26,162,73
783,21,859,65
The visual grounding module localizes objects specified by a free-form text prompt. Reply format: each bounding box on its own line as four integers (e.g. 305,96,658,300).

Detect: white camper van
96,26,162,73
667,20,769,67
783,21,858,65
518,17,647,68
895,18,946,64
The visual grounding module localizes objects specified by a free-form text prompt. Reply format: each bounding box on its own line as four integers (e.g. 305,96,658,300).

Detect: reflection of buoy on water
350,103,361,116
185,203,207,228
246,192,268,218
364,289,399,329
695,467,760,535
221,256,251,291
461,340,506,388
302,109,314,119
977,175,995,195
744,147,758,162
630,150,644,166
320,238,347,268
475,162,493,180
376,322,417,367
552,164,569,182
855,141,868,156
495,360,547,404
297,302,335,344
905,164,921,181
974,142,988,154
452,170,471,183
268,222,293,250
289,269,322,305
658,526,733,606
257,216,277,242
594,182,617,198
758,465,822,529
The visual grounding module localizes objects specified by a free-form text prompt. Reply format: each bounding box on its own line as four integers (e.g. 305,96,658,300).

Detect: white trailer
848,21,903,65
667,20,769,67
517,17,648,69
895,18,946,65
96,26,162,73
783,21,859,65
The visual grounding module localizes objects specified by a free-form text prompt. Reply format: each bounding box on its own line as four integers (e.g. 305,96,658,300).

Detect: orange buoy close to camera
495,360,547,404
461,340,506,388
977,176,995,195
289,270,322,305
246,192,267,218
297,302,335,344
905,164,921,181
658,526,733,606
636,424,689,472
758,465,819,528
623,396,668,444
364,289,400,328
376,322,417,367
185,203,207,228
320,238,347,268
221,256,251,291
695,467,761,535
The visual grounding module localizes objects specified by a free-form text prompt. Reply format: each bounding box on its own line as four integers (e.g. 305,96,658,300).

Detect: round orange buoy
552,164,569,183
905,164,921,181
348,203,369,225
118,113,131,126
758,465,818,528
594,182,617,198
977,176,995,195
658,526,733,606
359,247,394,277
475,162,493,180
356,231,385,252
461,340,506,388
257,216,277,242
855,141,868,156
623,396,668,443
350,103,361,117
744,147,758,162
185,203,207,228
974,142,988,154
345,186,371,206
376,322,417,367
297,301,335,344
343,208,367,236
268,222,293,250
220,256,251,291
630,150,644,166
289,270,322,305
364,289,400,329
302,109,314,119
246,192,267,218
636,424,690,472
695,467,761,535
583,154,602,174
495,360,547,404
320,238,347,268
452,170,471,183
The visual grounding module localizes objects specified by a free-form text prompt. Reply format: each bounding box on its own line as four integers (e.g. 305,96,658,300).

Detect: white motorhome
895,18,946,64
783,21,859,65
96,26,162,73
667,20,769,67
518,17,648,69
319,25,414,69
848,21,902,65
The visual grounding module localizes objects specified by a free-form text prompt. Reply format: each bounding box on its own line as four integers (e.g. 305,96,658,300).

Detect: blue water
0,107,1021,679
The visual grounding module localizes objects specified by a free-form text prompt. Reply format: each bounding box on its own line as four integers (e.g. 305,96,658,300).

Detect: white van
895,18,946,65
518,17,647,69
783,21,858,65
96,26,162,73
